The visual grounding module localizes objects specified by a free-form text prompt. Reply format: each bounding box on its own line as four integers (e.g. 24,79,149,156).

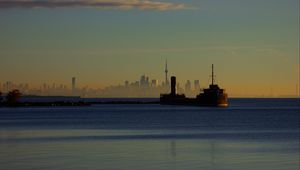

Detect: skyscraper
194,80,200,92
185,80,191,92
140,75,146,87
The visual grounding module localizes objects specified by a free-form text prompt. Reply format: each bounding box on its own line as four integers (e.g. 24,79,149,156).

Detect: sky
0,0,299,97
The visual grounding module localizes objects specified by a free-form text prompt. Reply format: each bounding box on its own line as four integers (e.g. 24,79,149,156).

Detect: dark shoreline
0,101,160,107
0,98,298,107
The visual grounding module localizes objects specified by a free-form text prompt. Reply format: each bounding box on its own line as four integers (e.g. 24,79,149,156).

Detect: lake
0,98,299,170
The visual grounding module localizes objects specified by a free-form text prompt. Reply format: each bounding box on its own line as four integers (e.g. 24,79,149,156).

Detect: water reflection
210,141,215,170
0,131,299,170
171,140,176,159
168,138,218,170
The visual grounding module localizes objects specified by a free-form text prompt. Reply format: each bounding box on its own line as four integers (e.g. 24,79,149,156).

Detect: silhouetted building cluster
1,81,29,94
98,75,170,97
0,60,203,98
0,76,203,98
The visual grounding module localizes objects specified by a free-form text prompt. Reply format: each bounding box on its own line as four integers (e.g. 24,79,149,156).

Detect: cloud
0,0,187,11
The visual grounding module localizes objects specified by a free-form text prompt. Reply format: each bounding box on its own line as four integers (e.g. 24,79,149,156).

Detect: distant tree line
0,89,22,106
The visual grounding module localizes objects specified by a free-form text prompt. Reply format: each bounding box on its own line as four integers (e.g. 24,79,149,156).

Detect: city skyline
0,0,299,97
0,71,202,98
0,67,298,98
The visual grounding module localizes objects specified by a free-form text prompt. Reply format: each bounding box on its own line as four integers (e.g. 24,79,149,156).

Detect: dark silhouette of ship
160,64,228,107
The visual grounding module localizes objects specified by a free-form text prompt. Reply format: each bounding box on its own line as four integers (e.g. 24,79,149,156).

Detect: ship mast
211,64,215,85
165,59,169,85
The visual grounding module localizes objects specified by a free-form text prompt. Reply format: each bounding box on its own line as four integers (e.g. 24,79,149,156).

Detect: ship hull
160,94,228,107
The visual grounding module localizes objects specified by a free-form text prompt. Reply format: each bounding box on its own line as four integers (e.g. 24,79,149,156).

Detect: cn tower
165,59,169,85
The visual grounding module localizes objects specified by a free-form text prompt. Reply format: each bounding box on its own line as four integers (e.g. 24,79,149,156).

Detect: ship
160,64,228,107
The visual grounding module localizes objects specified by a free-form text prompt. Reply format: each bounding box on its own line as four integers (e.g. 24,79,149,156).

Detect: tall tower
72,77,76,95
165,59,169,85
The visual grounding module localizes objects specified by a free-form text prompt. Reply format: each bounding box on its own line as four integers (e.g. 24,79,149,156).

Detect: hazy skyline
0,0,299,97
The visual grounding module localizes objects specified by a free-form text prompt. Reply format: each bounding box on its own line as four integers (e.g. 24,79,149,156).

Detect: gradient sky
0,0,299,97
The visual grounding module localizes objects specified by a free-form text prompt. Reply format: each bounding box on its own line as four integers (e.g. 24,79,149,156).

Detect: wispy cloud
0,0,187,11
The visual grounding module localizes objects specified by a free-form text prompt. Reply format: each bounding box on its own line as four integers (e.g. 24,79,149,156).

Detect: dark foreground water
0,98,299,170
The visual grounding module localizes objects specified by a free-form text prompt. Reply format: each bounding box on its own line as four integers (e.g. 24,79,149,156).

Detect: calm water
0,98,299,170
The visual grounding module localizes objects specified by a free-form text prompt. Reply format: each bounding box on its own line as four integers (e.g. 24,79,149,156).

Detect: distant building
194,80,200,92
146,77,149,86
185,80,191,92
43,83,47,91
140,75,146,87
140,75,149,87
6,81,12,92
151,79,158,87
131,81,139,87
125,80,129,87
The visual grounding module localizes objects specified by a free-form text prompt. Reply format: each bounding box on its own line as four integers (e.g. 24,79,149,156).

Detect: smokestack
171,76,176,95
